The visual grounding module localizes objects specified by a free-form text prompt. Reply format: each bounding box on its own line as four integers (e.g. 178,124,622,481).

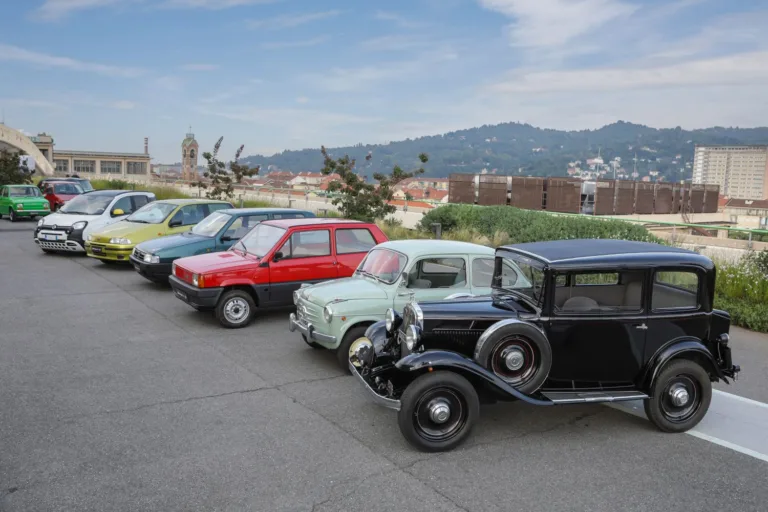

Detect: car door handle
634,323,648,330
397,291,414,297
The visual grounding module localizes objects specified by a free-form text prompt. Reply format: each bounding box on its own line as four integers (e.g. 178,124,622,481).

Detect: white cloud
261,36,328,49
0,43,144,78
180,63,218,71
295,96,309,104
247,9,342,29
477,0,637,49
374,10,428,29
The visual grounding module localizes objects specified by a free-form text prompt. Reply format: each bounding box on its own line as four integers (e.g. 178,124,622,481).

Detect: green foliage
197,137,259,202
745,250,768,274
419,204,662,244
714,296,768,333
320,146,428,221
0,149,32,185
90,178,131,190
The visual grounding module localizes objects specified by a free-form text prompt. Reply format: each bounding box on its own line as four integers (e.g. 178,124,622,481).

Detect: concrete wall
0,124,56,176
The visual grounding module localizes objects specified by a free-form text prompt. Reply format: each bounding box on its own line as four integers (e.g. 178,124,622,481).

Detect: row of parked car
0,178,96,222
32,187,742,453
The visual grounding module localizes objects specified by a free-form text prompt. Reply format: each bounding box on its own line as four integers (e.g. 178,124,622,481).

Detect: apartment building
693,145,768,200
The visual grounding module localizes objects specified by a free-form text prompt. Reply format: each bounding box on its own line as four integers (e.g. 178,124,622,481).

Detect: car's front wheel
336,325,368,373
398,371,479,452
9,209,18,222
215,290,256,329
644,359,712,433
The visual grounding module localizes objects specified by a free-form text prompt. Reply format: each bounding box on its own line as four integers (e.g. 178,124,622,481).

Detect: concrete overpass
0,124,55,176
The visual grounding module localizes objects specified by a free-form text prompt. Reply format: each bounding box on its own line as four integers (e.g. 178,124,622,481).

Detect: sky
1,0,767,163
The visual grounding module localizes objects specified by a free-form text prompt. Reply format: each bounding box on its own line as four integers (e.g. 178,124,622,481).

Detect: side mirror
273,251,284,262
111,208,125,217
221,235,239,242
168,219,182,228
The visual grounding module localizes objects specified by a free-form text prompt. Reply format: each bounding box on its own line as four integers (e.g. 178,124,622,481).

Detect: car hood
301,277,388,306
416,295,528,321
89,221,165,244
137,232,212,254
174,250,258,274
40,212,97,226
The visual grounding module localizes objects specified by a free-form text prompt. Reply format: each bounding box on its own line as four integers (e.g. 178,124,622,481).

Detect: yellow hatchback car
85,198,233,263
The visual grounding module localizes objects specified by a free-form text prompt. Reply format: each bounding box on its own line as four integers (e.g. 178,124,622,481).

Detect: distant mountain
240,121,768,181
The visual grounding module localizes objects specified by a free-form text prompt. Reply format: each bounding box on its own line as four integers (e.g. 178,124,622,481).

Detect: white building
693,145,768,200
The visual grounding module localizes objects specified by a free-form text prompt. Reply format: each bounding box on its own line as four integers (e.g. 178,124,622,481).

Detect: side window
226,215,268,239
177,204,207,226
279,230,331,258
471,258,495,288
1,187,7,197
556,271,643,314
111,196,134,214
408,257,467,289
653,271,699,310
335,228,376,255
207,203,230,214
131,195,150,211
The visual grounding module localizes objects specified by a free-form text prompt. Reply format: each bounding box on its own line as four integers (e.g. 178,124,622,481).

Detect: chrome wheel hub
503,348,525,371
669,385,690,407
427,399,451,424
224,298,249,323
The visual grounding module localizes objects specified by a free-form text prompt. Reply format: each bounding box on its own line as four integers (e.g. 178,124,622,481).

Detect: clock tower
181,127,199,181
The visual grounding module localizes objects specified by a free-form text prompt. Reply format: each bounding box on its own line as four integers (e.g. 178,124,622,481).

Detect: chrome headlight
72,221,87,230
323,305,333,323
404,325,420,350
144,253,160,264
385,308,396,333
16,203,23,209
110,237,132,245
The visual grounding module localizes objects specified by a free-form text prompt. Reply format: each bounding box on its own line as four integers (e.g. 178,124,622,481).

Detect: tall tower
181,127,199,181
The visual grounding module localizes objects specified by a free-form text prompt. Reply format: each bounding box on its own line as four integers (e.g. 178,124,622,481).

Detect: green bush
420,204,662,244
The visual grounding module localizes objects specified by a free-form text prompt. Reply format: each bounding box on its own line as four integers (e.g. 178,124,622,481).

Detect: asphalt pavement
1,220,767,512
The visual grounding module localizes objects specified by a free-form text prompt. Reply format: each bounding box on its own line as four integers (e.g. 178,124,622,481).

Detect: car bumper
168,275,223,309
85,242,133,261
288,312,337,345
349,360,401,411
14,209,49,217
35,228,85,252
129,255,173,281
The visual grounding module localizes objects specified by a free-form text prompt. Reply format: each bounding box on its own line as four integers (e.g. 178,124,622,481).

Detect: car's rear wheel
398,371,479,452
644,359,712,433
216,290,256,329
476,325,552,394
336,325,368,373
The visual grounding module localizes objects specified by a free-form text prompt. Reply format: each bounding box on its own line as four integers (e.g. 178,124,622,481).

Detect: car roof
216,207,313,216
80,190,154,198
499,239,714,270
377,239,495,257
154,198,232,206
6,184,38,187
263,218,366,228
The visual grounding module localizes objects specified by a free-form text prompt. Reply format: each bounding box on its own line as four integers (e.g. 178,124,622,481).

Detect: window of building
73,160,96,174
127,161,147,175
652,271,699,310
335,228,376,254
101,161,122,174
54,159,69,173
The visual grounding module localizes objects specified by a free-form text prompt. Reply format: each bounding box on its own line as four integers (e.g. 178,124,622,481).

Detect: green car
85,198,233,263
0,184,51,222
130,207,315,283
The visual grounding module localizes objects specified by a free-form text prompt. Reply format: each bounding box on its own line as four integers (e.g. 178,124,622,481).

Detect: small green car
0,184,51,222
130,208,315,282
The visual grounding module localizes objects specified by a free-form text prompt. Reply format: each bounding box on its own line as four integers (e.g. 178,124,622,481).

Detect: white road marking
686,430,768,464
713,389,768,410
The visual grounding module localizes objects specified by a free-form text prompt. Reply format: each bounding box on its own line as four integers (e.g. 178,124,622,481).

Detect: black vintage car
348,239,741,452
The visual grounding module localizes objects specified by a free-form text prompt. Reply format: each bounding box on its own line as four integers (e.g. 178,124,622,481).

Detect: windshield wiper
231,240,248,255
355,269,378,281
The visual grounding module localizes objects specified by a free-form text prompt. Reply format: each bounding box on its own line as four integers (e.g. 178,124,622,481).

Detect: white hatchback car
34,190,156,252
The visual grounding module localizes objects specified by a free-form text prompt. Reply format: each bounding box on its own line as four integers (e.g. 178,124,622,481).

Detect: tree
0,150,32,185
320,146,428,221
196,137,259,201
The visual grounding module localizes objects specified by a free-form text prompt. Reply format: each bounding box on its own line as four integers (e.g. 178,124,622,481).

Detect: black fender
395,350,553,406
641,338,726,393
365,320,389,353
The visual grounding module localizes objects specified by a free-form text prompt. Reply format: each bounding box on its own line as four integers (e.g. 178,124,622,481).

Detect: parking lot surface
2,222,767,512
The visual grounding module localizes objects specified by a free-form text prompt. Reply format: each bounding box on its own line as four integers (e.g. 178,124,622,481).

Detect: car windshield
492,254,545,308
356,248,407,284
9,186,41,197
126,202,176,224
53,183,84,195
192,212,232,237
238,223,286,257
60,194,114,215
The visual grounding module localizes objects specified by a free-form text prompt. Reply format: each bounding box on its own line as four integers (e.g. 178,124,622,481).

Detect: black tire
398,371,480,452
9,209,18,222
644,359,712,433
336,325,369,372
215,289,256,329
474,322,552,394
302,334,323,349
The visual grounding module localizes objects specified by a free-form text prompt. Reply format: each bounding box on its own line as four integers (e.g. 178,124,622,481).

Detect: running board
541,390,649,404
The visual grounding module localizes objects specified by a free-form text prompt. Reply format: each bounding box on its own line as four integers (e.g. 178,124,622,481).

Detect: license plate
42,234,61,241
175,290,188,301
91,247,103,254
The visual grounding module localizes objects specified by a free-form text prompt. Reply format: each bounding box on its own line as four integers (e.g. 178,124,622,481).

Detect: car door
393,256,470,311
333,227,379,276
268,227,338,305
166,204,207,235
217,214,269,250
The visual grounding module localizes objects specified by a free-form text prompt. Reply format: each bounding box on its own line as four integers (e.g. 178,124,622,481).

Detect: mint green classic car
290,240,526,371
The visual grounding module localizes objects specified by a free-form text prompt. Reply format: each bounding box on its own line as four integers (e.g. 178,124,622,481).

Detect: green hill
241,121,768,181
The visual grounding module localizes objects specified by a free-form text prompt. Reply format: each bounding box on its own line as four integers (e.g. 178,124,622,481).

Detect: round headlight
72,221,87,230
405,325,420,350
323,305,333,323
385,308,395,332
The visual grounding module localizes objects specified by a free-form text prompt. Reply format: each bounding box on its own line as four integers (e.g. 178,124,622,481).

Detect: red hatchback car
169,218,388,328
43,181,84,211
